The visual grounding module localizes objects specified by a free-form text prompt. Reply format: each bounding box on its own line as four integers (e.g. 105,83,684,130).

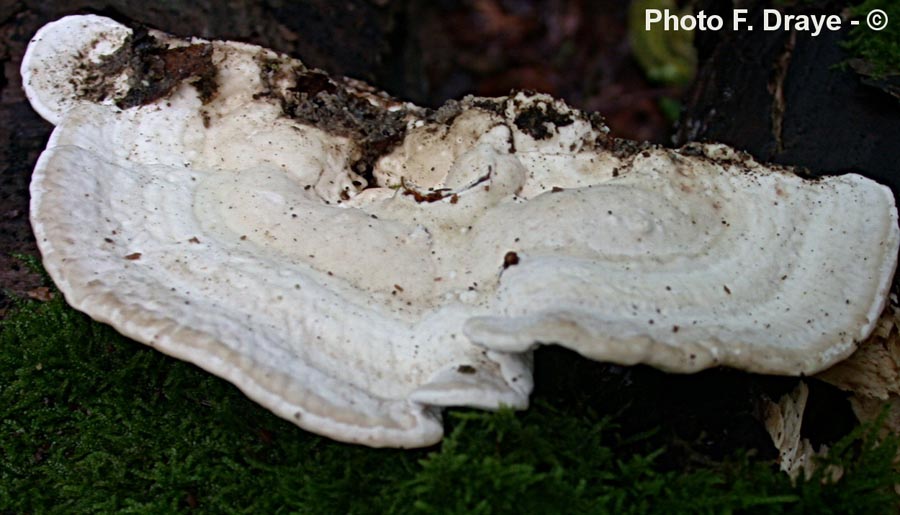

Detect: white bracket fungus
22,15,900,447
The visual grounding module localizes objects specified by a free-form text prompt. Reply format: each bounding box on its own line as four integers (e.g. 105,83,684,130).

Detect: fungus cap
22,15,899,447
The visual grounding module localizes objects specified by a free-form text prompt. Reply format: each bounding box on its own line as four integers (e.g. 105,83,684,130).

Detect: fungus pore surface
21,15,899,447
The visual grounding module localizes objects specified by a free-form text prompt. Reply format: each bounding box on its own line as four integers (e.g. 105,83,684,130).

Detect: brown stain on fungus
457,365,477,374
291,70,337,96
124,252,142,260
400,177,447,203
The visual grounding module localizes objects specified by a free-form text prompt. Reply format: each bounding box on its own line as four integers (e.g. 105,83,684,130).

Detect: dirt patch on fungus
75,25,218,108
513,103,574,140
256,57,409,190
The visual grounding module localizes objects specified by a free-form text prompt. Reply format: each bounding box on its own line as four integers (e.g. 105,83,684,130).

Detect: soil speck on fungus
503,251,520,269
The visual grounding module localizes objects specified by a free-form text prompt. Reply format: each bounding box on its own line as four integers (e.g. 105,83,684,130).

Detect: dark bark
678,1,900,197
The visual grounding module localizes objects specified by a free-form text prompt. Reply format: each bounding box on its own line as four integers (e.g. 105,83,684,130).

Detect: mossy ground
2,273,900,513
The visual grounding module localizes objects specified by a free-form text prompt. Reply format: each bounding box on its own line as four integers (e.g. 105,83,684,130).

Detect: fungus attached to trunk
22,15,899,447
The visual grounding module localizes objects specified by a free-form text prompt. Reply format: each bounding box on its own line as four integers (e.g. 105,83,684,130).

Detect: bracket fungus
22,15,900,447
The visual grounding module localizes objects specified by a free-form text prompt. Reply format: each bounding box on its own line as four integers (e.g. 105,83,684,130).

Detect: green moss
628,0,697,86
845,0,900,78
2,289,900,513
